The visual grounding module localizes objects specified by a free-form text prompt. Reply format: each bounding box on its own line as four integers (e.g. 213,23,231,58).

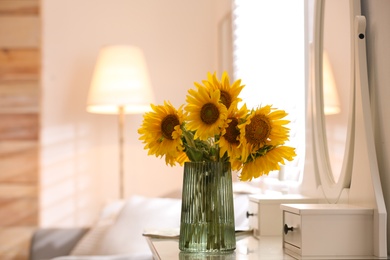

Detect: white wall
361,0,390,254
40,0,233,227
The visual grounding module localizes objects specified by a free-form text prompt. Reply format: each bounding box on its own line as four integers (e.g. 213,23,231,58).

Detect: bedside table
145,232,296,259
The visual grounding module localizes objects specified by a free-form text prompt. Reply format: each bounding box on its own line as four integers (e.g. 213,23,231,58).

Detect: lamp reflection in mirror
323,50,340,115
86,45,155,199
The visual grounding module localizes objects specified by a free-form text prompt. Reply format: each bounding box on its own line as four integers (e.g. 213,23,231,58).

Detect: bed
29,193,250,260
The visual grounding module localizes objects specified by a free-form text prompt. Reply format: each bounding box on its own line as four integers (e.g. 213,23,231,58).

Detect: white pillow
70,200,125,255
95,196,182,255
234,194,249,229
52,255,151,260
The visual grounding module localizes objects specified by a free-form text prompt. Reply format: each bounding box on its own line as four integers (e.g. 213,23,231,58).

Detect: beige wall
40,0,233,227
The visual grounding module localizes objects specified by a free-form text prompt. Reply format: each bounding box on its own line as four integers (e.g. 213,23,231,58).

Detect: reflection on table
146,232,295,260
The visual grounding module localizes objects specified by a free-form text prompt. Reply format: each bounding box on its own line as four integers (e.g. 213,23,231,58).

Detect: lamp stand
118,106,125,199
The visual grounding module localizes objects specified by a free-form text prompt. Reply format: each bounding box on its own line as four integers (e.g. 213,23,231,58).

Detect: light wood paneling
0,184,37,199
0,1,40,259
0,17,40,48
0,227,36,260
0,114,39,140
0,198,38,226
0,49,40,81
0,140,37,155
0,81,39,114
0,141,38,182
0,49,39,81
0,0,39,15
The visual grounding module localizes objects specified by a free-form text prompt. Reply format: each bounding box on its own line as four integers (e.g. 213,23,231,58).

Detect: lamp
322,50,341,115
86,45,154,199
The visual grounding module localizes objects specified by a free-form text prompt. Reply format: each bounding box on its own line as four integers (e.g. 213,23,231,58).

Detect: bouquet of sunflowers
138,72,296,181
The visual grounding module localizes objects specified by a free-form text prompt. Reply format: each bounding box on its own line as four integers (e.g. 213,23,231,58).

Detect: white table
145,232,296,260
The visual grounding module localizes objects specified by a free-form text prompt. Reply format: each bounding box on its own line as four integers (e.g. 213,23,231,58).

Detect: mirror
322,0,351,183
313,0,359,202
312,1,387,256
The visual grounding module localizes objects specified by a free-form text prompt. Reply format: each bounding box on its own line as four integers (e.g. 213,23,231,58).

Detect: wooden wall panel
0,114,39,140
0,140,37,155
0,49,40,81
0,1,39,15
0,17,40,48
0,227,36,260
0,142,38,182
0,198,38,226
0,80,39,113
0,184,37,199
0,0,40,258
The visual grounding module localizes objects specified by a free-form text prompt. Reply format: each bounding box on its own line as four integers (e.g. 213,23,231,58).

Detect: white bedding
54,193,249,260
52,255,152,260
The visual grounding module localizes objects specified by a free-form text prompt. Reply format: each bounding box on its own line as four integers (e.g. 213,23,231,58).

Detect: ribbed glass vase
179,161,236,253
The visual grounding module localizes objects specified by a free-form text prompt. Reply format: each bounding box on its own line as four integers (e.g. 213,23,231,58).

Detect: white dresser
280,203,374,259
248,194,317,237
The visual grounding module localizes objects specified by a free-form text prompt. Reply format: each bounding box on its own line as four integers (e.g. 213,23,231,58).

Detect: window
232,0,306,190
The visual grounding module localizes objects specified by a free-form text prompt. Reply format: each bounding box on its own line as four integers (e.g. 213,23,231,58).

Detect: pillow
234,194,249,229
52,255,151,260
70,200,125,255
95,195,182,255
70,194,249,256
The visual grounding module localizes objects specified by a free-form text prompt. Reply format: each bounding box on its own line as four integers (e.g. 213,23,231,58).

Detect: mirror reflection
322,0,351,183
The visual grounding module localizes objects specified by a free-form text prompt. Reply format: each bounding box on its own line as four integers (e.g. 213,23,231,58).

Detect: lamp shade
87,45,154,114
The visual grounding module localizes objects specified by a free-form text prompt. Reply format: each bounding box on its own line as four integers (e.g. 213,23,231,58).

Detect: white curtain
232,0,306,181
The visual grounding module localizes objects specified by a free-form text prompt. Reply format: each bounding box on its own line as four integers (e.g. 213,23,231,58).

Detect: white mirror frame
312,0,359,203
311,1,387,256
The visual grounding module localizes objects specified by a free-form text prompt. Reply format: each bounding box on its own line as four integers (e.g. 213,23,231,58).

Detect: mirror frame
312,0,360,203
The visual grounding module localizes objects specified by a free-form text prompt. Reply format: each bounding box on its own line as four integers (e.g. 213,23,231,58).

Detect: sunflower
185,85,228,141
218,103,248,170
238,105,290,160
138,101,187,166
239,146,296,181
165,151,189,167
137,72,297,182
203,72,244,110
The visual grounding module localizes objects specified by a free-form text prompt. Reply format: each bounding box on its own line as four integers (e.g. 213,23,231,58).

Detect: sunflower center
220,90,232,109
223,117,240,145
200,103,220,125
245,114,271,145
161,114,180,140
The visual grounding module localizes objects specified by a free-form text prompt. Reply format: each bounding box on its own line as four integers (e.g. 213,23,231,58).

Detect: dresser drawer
281,204,374,259
247,200,259,237
283,211,301,249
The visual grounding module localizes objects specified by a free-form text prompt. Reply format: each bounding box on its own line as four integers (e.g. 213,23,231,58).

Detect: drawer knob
284,224,294,234
246,211,256,218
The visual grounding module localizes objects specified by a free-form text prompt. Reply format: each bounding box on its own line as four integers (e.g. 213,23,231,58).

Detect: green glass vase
179,161,236,253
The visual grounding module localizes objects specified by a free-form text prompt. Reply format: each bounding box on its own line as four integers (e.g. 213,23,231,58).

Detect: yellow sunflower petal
185,85,228,141
239,105,292,160
239,146,296,181
218,103,248,161
138,101,185,166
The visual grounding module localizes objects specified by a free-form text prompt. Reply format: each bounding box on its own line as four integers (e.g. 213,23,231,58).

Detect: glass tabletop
145,233,295,260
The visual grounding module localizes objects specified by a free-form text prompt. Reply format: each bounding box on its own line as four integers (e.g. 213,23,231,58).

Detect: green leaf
185,145,204,162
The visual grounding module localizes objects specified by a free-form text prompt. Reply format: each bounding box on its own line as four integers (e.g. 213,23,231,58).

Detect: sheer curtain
232,0,306,190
